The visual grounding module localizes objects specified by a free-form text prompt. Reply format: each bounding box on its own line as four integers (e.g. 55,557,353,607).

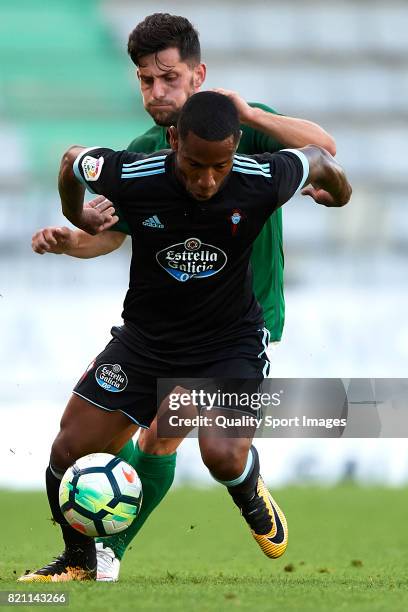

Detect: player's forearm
66,230,127,258
59,146,86,225
302,145,352,206
245,108,336,155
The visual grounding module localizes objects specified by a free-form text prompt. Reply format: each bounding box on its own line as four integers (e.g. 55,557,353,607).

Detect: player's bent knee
50,432,87,471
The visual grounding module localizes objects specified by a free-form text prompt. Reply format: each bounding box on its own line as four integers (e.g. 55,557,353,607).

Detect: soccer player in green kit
32,13,336,581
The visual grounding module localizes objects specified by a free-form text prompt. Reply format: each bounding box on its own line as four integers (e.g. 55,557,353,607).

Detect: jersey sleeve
267,149,310,208
73,146,147,202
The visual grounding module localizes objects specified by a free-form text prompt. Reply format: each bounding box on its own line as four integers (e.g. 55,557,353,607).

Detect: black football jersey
73,147,308,357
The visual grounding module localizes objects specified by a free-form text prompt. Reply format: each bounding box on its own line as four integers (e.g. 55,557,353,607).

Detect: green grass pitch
1,485,407,611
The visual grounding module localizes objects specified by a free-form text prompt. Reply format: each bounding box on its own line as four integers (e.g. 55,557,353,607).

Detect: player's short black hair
128,13,201,66
178,91,241,143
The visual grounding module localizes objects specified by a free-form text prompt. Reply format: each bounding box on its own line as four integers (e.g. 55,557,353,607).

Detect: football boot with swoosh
17,550,96,582
240,476,288,558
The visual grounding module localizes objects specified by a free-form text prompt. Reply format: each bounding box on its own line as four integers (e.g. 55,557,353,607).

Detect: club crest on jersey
156,237,227,282
228,209,244,236
82,155,104,181
95,363,128,393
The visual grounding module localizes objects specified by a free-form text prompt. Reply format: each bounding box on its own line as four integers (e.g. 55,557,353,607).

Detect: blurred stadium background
1,0,407,488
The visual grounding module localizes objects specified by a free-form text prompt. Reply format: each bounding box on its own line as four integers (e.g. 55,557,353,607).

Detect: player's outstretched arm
211,88,336,155
32,226,126,258
300,145,352,207
33,194,126,257
59,146,118,234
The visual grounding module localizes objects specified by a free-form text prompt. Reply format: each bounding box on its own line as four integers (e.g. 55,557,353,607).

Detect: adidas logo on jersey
142,215,164,229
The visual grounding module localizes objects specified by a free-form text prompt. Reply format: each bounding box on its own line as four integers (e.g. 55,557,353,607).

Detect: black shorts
73,327,270,428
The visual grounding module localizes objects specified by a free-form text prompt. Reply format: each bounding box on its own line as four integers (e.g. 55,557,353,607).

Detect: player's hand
84,194,114,212
32,226,77,254
77,196,118,234
301,185,348,208
211,88,253,123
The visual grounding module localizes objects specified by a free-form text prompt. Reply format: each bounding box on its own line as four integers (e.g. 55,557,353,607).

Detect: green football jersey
114,102,285,340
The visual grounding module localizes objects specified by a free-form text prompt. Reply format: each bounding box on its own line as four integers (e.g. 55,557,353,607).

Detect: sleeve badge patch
82,155,104,181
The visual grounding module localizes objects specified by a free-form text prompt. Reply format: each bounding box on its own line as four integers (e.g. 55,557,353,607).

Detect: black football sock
46,464,96,568
225,446,260,507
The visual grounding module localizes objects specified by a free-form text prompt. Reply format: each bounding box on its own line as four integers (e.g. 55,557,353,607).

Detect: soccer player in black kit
19,92,351,582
